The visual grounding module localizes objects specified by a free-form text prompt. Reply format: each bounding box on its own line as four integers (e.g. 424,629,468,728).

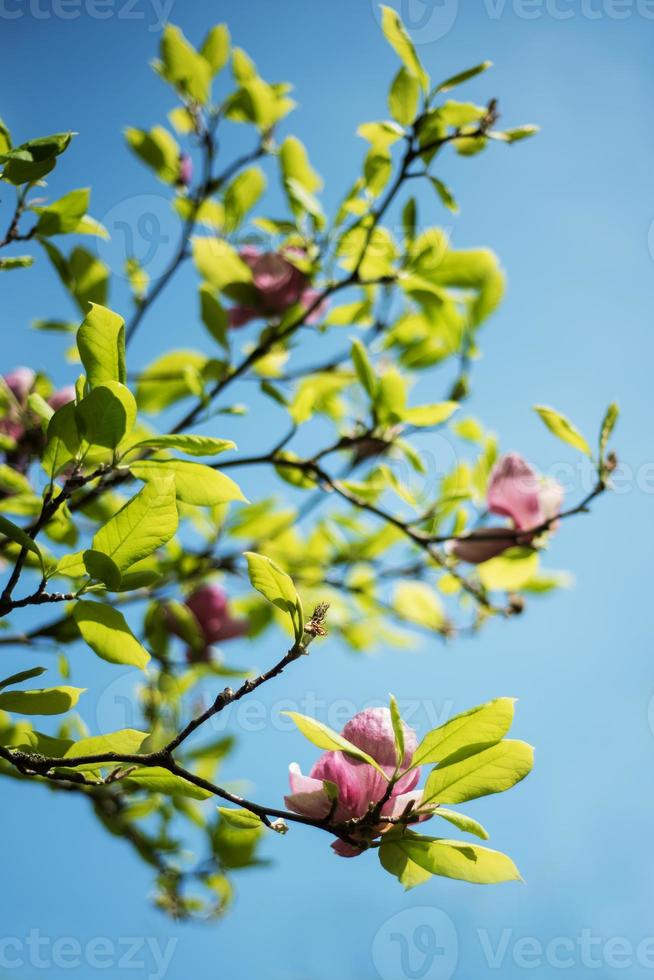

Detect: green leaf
393,833,521,884
393,581,444,630
282,711,388,777
77,304,126,388
534,404,592,457
92,476,178,573
42,401,81,477
200,24,230,74
0,132,72,184
73,600,150,671
0,666,46,691
136,350,208,413
124,125,180,184
431,807,490,840
433,61,493,95
197,287,227,352
403,401,458,426
124,767,211,799
388,67,420,127
64,728,148,760
379,837,432,889
27,392,54,426
477,548,539,592
351,339,378,399
82,549,121,591
599,402,619,459
0,686,84,715
192,237,253,292
428,176,459,213
33,187,90,236
412,698,516,768
130,459,246,507
497,125,539,143
217,807,263,830
223,167,266,232
0,514,44,572
380,5,429,92
158,23,211,104
389,694,405,764
129,435,236,458
422,739,533,805
244,551,304,640
0,255,34,270
280,136,322,215
76,381,137,450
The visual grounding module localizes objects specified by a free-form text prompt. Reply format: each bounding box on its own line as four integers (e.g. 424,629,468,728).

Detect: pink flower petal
342,707,417,769
487,453,544,531
331,839,363,858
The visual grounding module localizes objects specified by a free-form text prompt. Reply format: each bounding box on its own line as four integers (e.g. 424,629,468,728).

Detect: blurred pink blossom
184,584,248,661
450,453,564,565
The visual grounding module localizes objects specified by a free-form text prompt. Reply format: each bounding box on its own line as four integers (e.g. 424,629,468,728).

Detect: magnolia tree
0,11,618,918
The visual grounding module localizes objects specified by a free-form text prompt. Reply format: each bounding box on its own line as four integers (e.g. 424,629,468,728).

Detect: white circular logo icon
372,906,459,980
96,193,179,283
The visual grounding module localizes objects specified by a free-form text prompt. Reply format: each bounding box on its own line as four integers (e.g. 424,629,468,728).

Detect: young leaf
217,807,263,830
380,5,429,92
128,435,236,458
124,767,211,800
389,694,405,764
534,405,592,457
391,833,521,884
76,304,126,389
0,666,47,691
428,176,459,214
433,61,493,95
282,711,388,777
130,459,246,507
64,729,149,759
92,476,178,573
431,807,490,840
421,739,533,805
0,515,44,572
388,67,420,126
599,402,619,459
412,698,516,768
244,551,303,640
76,381,137,450
393,581,444,630
200,24,230,75
379,837,433,889
73,600,151,671
402,401,458,426
0,686,85,715
351,339,378,399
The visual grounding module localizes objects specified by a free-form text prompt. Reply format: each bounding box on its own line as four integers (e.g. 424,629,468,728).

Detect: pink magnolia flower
450,452,564,565
1,367,36,442
184,584,248,661
48,386,76,412
3,367,35,403
285,707,431,857
228,247,326,328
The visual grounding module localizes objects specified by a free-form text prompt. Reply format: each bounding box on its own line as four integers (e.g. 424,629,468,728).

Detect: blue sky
1,1,654,978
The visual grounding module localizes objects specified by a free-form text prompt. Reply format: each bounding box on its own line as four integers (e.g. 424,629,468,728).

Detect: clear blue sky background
1,1,653,978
